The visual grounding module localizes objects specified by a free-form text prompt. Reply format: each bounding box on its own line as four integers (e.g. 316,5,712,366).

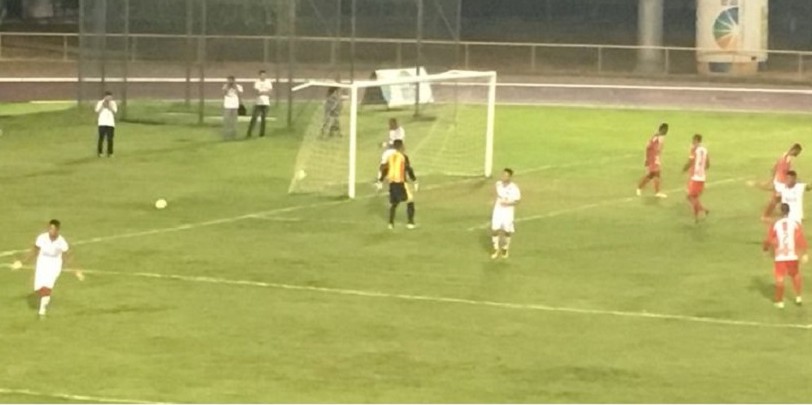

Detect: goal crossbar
301,70,496,90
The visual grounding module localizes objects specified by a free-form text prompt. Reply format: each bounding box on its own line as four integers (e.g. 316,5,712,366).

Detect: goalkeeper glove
375,181,383,191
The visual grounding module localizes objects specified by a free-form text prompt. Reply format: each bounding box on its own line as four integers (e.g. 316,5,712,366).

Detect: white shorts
34,266,62,290
491,210,515,233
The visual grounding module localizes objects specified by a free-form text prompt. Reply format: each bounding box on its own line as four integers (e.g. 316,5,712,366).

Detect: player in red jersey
763,203,808,309
636,123,669,198
683,134,710,223
762,144,803,222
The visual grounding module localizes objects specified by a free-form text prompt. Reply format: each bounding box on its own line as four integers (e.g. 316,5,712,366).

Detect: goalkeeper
321,87,342,138
378,140,418,230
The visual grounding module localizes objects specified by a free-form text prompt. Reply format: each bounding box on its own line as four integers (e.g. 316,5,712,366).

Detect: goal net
288,70,496,198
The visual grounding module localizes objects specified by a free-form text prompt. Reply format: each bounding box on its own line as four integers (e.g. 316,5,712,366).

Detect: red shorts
687,180,704,197
774,260,800,279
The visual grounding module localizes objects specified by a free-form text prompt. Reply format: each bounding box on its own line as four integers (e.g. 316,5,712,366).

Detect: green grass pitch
1,101,812,403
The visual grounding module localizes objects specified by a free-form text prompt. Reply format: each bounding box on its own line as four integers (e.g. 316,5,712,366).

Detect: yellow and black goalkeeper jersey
380,151,416,184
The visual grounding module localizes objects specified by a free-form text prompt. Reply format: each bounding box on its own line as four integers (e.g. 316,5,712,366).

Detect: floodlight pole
287,0,296,128
348,86,358,199
77,0,85,106
122,0,129,119
334,0,342,82
99,0,107,91
414,0,423,117
484,73,496,178
184,0,193,107
349,0,356,83
197,0,207,125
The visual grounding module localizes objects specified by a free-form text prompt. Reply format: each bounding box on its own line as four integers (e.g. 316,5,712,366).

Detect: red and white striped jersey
766,218,807,262
689,145,709,182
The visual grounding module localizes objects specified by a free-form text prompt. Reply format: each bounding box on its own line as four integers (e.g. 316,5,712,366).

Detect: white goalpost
289,69,497,199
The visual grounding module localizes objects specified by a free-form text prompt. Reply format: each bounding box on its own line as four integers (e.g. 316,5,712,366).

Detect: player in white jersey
381,118,406,148
775,171,812,223
491,168,521,259
15,220,83,317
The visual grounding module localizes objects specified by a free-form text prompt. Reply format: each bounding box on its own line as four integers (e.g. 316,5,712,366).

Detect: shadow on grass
749,276,774,302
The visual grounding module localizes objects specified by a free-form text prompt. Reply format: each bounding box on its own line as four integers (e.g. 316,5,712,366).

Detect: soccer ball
11,260,22,270
155,199,168,209
296,170,307,180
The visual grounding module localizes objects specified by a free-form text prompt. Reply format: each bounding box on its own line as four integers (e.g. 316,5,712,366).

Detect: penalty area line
467,176,746,231
0,387,168,404
21,265,812,331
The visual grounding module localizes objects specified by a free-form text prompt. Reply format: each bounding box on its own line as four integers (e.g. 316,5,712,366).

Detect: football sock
389,204,398,225
637,176,649,190
775,281,785,303
792,274,803,296
39,296,51,315
492,236,500,250
406,202,415,224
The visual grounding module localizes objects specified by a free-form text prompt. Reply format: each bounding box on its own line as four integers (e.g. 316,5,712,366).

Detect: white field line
2,263,808,331
0,387,166,404
467,176,746,231
0,155,636,259
5,77,812,95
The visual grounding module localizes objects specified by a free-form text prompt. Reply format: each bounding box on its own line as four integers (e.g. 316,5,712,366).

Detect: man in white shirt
776,171,811,224
222,76,243,140
95,91,117,157
491,168,521,259
381,118,405,147
15,220,83,317
247,70,273,138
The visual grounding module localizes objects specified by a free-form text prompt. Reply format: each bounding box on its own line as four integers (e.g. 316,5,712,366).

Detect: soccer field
1,101,812,403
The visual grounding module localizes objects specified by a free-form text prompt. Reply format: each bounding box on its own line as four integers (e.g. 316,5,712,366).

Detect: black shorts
389,182,412,204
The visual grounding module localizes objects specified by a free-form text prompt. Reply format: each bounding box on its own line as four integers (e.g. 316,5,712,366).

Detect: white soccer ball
155,199,168,209
296,170,307,180
11,260,22,270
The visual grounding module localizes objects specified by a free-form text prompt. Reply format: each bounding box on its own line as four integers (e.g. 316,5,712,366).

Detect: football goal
288,69,497,199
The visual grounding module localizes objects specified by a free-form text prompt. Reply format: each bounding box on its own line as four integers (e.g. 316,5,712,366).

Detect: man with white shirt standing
491,168,522,259
95,91,117,157
222,75,243,140
775,171,811,224
247,70,273,138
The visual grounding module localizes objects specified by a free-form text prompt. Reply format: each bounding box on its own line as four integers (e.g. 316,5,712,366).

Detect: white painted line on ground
0,387,166,404
467,176,746,231
0,156,636,259
2,264,806,331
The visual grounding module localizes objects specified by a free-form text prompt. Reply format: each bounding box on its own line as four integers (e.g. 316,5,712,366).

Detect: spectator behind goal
321,87,342,138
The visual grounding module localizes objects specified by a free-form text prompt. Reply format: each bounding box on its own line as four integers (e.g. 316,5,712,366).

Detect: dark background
1,0,811,49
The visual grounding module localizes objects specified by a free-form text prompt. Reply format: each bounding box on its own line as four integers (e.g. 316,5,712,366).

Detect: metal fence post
396,42,402,67
799,53,805,79
263,37,269,64
530,45,536,72
463,43,469,69
597,46,603,73
63,35,69,61
0,34,3,60
664,48,670,74
130,36,137,62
